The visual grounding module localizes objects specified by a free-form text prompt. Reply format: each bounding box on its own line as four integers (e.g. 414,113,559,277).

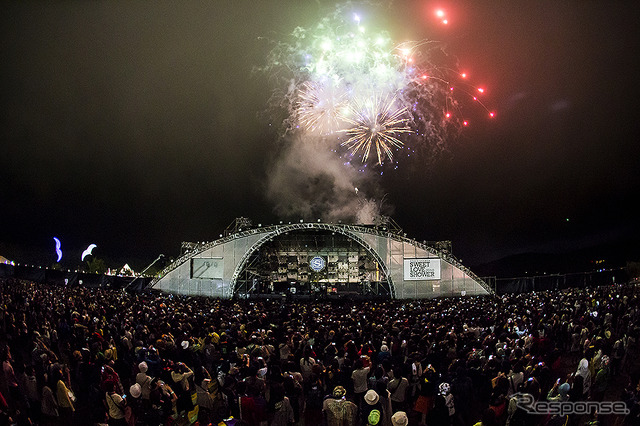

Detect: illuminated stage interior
234,230,391,299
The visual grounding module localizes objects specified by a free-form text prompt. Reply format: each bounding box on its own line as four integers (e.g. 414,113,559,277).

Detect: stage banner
191,258,224,279
403,258,441,280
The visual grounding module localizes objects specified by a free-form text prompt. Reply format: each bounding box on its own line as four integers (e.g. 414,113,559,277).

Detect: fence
487,267,628,295
0,263,151,291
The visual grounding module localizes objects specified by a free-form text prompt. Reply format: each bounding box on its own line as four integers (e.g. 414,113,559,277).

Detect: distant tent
0,255,13,264
120,264,135,276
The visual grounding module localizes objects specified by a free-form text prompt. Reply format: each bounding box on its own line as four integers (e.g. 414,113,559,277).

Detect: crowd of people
0,277,639,426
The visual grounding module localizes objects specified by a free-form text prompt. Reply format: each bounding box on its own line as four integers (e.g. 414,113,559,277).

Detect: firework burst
339,95,411,165
262,3,493,167
296,80,348,136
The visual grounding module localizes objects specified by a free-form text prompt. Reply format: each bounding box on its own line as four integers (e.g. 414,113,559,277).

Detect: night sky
2,1,639,272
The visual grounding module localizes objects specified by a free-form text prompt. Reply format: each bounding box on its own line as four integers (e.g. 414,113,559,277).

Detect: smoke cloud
265,135,385,224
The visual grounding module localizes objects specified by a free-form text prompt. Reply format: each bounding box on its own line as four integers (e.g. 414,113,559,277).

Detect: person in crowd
362,389,382,426
440,382,455,425
40,374,59,425
195,377,216,423
281,372,303,424
591,355,611,401
1,345,22,409
105,381,127,425
149,377,177,423
20,364,40,419
52,365,75,422
127,383,143,426
426,383,450,426
237,380,268,426
170,361,195,415
351,357,370,410
101,363,124,396
387,367,409,413
576,358,592,399
407,356,423,401
267,383,295,426
505,377,540,426
299,345,316,393
451,366,474,426
135,361,153,402
323,386,357,426
375,379,393,426
547,380,570,402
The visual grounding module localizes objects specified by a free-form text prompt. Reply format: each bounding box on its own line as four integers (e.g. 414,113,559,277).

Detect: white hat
364,389,379,405
439,382,450,395
391,411,408,426
138,361,148,373
129,383,142,398
380,345,389,352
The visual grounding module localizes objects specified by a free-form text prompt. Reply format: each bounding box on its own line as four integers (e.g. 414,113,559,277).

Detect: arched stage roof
150,221,492,299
